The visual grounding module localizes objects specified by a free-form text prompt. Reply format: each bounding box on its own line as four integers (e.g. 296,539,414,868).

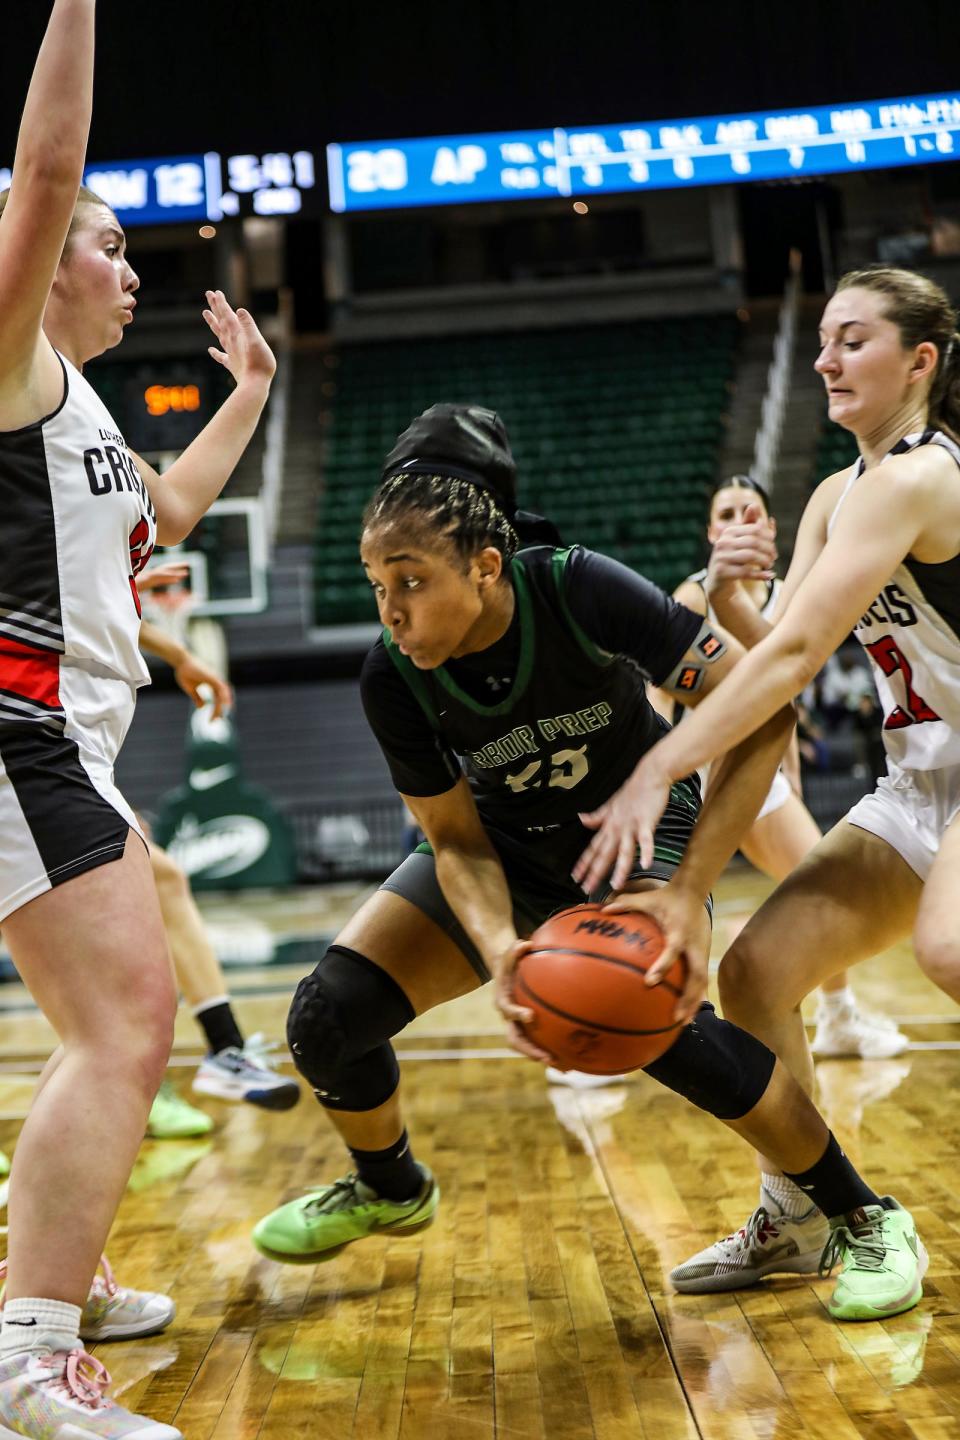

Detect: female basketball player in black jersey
0,5,273,1434
576,265,960,1305
254,401,925,1324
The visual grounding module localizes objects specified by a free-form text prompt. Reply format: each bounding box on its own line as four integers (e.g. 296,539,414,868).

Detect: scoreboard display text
0,151,318,227
327,91,960,213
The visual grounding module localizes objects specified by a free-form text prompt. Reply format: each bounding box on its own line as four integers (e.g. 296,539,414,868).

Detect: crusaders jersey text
829,429,960,771
0,351,157,755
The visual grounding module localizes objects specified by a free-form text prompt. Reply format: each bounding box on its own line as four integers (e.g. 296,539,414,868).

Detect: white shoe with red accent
669,1189,830,1293
0,1345,182,1436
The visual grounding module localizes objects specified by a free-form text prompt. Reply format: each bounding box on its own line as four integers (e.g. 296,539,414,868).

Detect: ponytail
939,331,960,441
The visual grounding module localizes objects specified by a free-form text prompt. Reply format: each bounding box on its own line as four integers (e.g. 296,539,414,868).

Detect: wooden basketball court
0,866,958,1438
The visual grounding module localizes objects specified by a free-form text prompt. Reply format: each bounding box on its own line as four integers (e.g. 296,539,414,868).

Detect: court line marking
1,1039,959,1080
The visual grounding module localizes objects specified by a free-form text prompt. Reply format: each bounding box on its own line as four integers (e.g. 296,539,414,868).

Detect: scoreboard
0,150,318,227
327,91,960,214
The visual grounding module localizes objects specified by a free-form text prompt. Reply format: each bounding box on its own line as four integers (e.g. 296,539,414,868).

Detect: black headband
384,458,517,519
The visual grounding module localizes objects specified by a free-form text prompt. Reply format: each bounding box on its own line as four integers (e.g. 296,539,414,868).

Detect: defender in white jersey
0,5,275,1436
650,474,906,1062
575,264,960,1309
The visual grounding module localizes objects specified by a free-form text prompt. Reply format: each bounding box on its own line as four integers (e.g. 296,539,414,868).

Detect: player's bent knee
643,1002,776,1120
286,944,415,1109
913,926,960,994
717,930,784,1020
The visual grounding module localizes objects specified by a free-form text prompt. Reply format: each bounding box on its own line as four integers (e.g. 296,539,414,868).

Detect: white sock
818,985,855,1015
761,1173,814,1219
0,1298,81,1357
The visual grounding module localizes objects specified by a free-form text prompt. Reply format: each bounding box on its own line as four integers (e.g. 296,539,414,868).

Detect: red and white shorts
0,670,142,922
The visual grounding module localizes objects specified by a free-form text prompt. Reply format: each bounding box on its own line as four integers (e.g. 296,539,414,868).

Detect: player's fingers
571,828,602,884
504,1020,554,1065
675,966,706,1022
638,820,656,871
644,943,680,987
610,828,638,892
208,348,230,367
577,804,606,831
579,827,617,892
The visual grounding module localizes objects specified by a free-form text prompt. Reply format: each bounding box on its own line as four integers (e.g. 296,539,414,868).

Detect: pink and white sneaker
0,1345,181,1436
0,1258,175,1343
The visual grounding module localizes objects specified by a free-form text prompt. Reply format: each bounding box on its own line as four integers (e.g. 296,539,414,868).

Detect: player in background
649,474,905,1060
136,586,300,1131
574,265,960,1297
0,4,274,1435
252,403,925,1325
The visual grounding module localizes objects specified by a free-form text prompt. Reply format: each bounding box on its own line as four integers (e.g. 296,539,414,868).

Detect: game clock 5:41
0,149,321,228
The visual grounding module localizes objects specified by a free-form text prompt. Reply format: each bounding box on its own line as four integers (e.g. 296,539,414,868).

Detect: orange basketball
516,903,687,1074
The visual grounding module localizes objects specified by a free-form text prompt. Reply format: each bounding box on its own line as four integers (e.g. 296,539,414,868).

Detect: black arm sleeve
561,547,704,684
359,642,462,798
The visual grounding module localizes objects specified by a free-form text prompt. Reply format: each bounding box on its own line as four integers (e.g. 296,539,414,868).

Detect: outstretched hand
706,501,777,596
173,655,234,719
136,562,190,594
202,290,276,390
573,754,672,893
603,887,709,1024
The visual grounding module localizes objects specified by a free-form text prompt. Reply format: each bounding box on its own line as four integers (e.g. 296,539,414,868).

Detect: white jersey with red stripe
0,350,156,766
828,429,960,772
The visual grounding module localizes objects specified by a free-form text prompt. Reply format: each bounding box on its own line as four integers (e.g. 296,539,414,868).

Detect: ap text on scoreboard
327,91,960,213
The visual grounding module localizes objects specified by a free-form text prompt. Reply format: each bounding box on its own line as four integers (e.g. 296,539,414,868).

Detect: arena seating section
314,315,739,624
812,417,859,487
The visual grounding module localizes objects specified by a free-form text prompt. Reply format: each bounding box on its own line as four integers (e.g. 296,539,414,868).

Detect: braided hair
363,469,520,566
361,403,559,568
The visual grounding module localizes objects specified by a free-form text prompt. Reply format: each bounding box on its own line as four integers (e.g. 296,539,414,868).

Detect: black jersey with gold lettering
361,544,701,834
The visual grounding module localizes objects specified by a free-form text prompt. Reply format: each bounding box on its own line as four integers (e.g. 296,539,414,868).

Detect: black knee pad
286,944,416,1111
643,1002,776,1120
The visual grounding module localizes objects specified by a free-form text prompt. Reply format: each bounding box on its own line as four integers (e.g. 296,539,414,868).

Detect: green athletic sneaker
820,1197,927,1321
252,1165,439,1263
147,1080,214,1139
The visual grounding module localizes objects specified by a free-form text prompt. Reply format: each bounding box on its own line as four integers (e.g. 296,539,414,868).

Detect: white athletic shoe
0,1344,182,1436
545,1068,628,1089
192,1034,301,1111
811,1000,908,1059
0,1256,174,1344
669,1189,830,1293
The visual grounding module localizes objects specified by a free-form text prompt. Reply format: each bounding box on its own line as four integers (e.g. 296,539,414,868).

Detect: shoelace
225,1034,282,1075
88,1255,121,1302
818,1217,887,1278
723,1206,781,1252
303,1175,363,1217
48,1348,111,1410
